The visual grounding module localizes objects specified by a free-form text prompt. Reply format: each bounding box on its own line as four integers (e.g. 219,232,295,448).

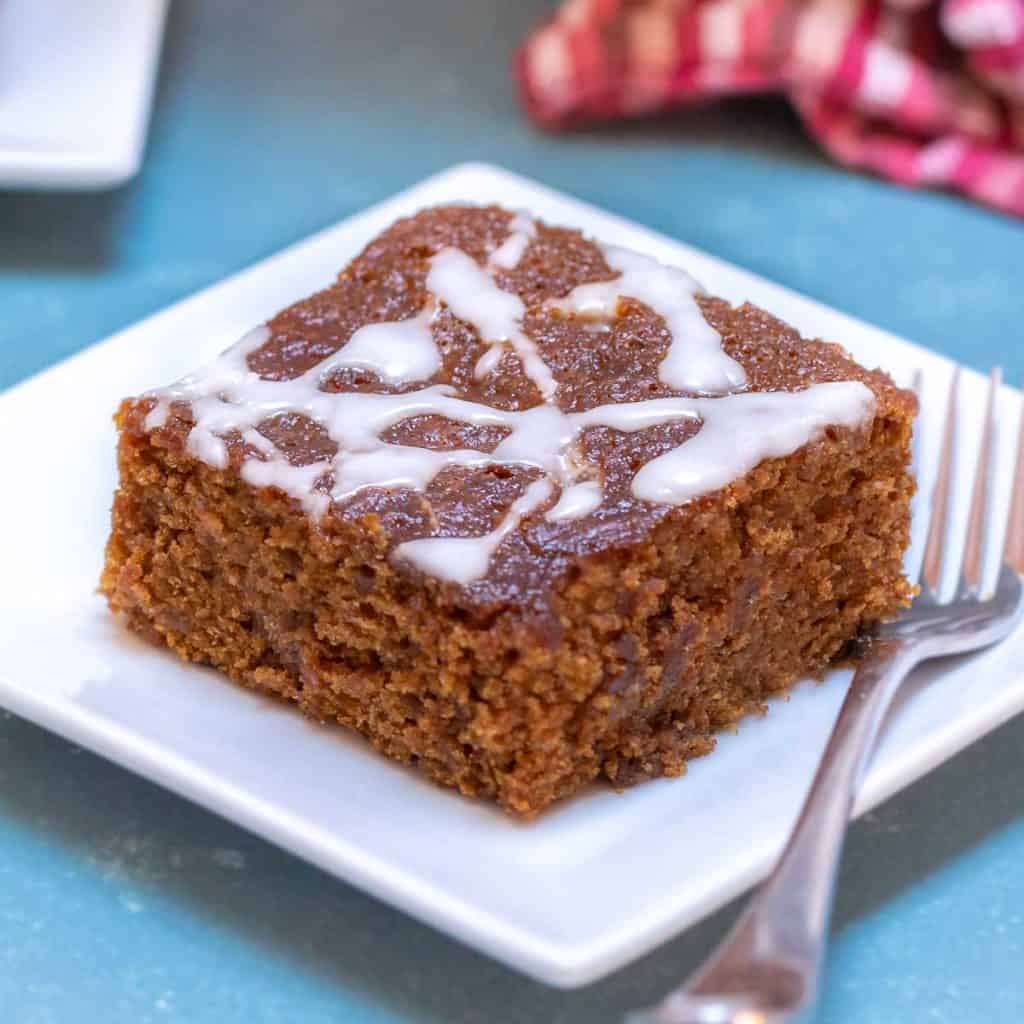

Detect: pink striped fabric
516,0,1024,216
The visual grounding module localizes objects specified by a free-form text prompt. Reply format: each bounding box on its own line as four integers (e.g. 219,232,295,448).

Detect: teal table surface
2,2,1022,1021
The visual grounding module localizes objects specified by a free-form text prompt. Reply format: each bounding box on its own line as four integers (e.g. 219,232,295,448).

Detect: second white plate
0,163,1021,987
0,0,167,189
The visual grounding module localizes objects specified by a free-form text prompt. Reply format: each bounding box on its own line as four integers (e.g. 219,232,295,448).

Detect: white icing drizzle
428,246,557,399
318,309,439,384
546,480,603,521
489,212,537,270
145,326,273,468
548,244,747,395
573,387,874,504
143,225,876,586
395,479,553,585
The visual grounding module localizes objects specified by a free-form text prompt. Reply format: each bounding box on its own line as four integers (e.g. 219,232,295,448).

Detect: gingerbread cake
100,204,916,816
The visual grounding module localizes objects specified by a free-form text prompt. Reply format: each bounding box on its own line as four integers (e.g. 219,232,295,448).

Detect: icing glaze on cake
144,215,874,583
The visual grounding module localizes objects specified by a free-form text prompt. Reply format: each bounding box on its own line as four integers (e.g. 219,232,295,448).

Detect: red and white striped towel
516,0,1024,216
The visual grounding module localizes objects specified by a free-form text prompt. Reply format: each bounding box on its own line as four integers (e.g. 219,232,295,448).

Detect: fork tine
1005,379,1024,574
959,368,1002,593
909,367,925,474
920,367,960,593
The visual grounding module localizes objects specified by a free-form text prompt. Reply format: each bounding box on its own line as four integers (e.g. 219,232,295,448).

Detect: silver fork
628,367,1024,1024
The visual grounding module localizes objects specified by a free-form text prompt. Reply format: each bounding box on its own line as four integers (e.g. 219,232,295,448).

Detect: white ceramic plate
1,163,1021,988
0,0,167,189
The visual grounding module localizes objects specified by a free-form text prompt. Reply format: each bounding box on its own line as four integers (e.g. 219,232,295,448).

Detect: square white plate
1,163,1021,988
0,0,167,190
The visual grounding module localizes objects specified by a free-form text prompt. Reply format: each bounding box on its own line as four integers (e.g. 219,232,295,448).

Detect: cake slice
101,204,916,816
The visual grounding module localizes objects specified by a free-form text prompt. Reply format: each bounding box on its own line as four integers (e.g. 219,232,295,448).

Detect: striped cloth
516,0,1024,216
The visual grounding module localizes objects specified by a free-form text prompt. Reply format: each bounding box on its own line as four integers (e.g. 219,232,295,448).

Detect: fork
628,367,1024,1024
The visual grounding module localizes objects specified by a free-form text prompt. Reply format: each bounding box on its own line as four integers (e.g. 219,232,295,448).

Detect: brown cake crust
100,204,916,816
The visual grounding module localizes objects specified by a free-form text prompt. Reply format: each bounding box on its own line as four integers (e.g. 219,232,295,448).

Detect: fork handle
633,637,920,1024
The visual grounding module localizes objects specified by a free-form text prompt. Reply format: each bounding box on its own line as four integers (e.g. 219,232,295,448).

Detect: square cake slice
101,205,916,816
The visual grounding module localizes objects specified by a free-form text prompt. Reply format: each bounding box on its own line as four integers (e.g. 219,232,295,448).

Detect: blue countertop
1,2,1022,1021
